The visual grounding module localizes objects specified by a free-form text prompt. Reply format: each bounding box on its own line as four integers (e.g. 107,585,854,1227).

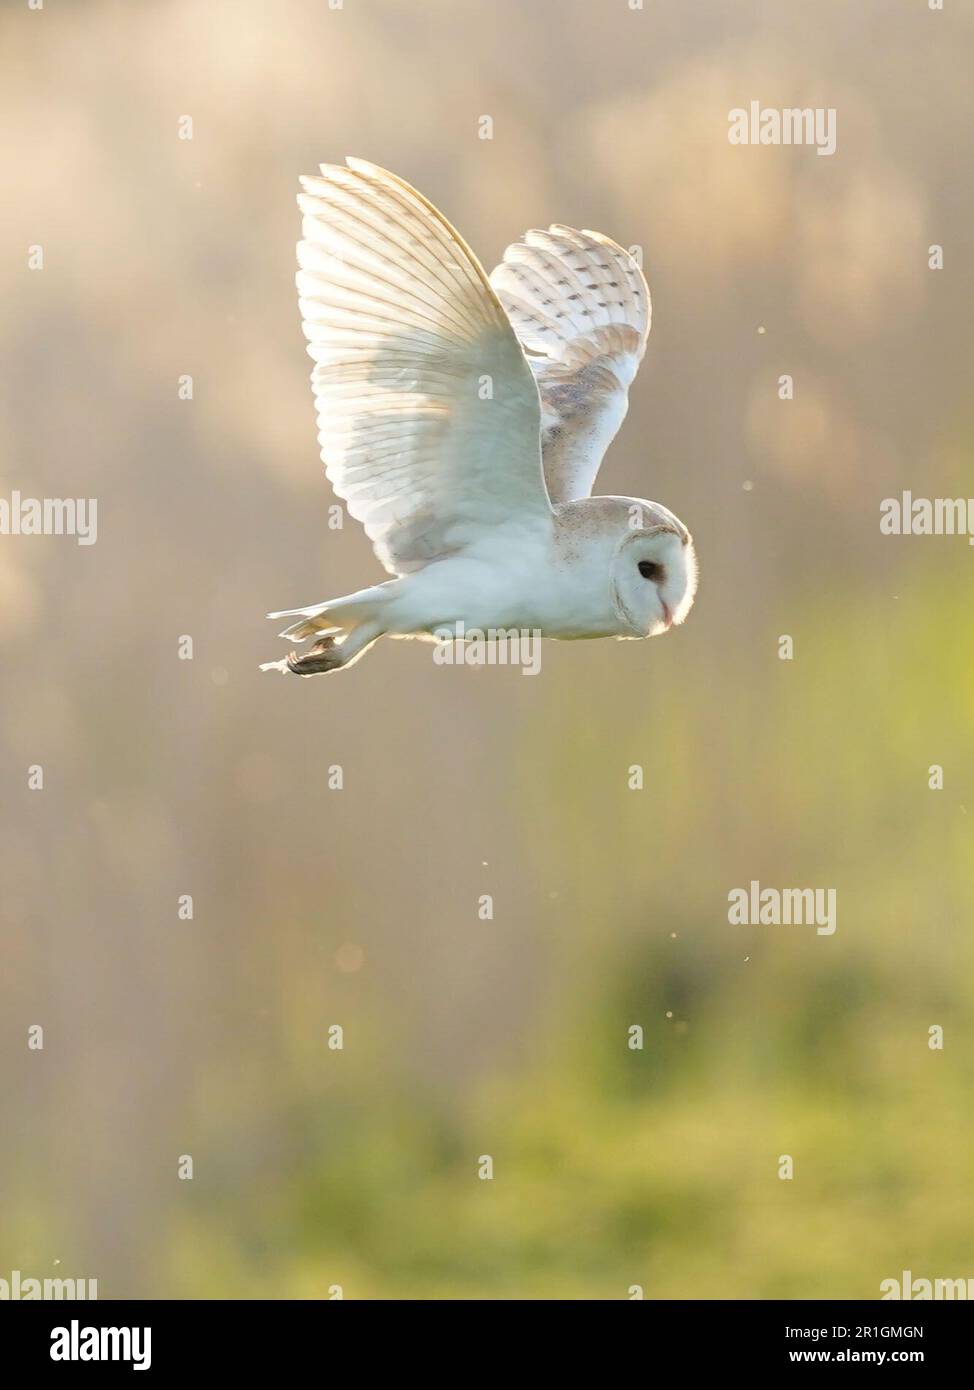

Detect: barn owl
262,158,696,676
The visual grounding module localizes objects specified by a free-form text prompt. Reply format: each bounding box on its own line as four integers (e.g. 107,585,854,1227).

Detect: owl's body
262,159,697,676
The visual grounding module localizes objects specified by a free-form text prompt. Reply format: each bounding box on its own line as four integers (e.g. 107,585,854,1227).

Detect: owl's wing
296,159,551,576
489,227,650,503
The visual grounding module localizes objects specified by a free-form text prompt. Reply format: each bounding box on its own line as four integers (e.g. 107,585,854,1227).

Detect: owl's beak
659,598,674,630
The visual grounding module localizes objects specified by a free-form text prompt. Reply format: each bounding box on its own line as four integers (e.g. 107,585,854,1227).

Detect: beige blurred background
1,0,972,1299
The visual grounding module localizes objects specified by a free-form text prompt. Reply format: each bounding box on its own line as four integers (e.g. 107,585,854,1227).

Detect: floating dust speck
742,480,754,492
665,1010,673,1019
757,325,766,334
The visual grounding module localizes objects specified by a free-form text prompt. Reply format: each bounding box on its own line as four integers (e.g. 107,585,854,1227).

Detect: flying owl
262,158,697,676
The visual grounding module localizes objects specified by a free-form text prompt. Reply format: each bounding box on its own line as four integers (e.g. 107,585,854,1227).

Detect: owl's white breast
377,508,623,640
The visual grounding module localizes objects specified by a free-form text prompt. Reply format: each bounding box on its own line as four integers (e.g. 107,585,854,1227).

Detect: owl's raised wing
297,158,551,575
489,227,650,504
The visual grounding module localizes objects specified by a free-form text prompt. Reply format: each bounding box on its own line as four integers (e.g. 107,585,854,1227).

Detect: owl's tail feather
267,582,391,641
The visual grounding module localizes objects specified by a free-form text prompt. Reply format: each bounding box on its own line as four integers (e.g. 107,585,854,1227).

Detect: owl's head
610,521,698,637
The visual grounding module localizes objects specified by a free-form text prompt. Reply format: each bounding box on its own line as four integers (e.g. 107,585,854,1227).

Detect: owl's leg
260,620,382,677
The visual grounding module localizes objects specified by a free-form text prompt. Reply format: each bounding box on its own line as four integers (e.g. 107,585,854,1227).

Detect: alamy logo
728,101,837,156
50,1320,151,1371
728,880,837,935
0,1268,97,1300
0,490,98,545
881,1270,974,1300
432,622,542,676
880,492,974,543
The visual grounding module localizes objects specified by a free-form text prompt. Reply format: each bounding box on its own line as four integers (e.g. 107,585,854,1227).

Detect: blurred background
1,0,972,1299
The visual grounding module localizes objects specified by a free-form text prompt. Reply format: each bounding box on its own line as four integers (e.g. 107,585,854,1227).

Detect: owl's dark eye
638,560,665,582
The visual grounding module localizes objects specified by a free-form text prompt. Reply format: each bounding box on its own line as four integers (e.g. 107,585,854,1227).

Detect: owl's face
610,525,698,637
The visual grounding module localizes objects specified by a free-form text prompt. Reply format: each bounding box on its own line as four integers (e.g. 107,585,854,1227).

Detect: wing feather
490,226,651,503
297,159,551,574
